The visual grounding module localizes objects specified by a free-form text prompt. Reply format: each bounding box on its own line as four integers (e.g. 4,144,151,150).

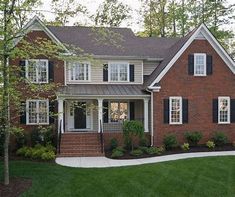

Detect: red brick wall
153,40,235,146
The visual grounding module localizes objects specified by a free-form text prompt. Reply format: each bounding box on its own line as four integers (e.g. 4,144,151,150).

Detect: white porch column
144,98,149,133
58,98,64,133
97,98,103,133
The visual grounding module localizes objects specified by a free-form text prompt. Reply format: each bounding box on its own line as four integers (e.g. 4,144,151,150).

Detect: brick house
13,16,235,156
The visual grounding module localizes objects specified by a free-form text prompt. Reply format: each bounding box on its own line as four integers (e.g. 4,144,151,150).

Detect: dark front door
74,102,86,129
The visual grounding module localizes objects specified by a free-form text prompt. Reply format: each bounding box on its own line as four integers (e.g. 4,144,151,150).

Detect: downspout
146,88,154,146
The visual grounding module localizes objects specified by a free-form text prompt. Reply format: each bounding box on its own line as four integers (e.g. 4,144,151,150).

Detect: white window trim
194,53,207,76
68,62,91,82
108,62,130,82
26,59,49,83
108,101,129,123
169,96,182,125
218,96,230,124
26,99,49,125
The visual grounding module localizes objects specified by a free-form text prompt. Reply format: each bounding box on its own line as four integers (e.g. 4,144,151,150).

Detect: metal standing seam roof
58,84,150,96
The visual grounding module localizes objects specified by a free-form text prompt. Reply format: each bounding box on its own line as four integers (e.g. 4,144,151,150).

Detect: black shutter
49,61,54,82
207,55,213,75
20,101,26,124
129,64,135,82
103,101,109,123
49,101,55,124
231,99,235,123
19,60,26,78
188,55,194,75
183,99,188,123
103,64,108,81
213,99,218,123
163,99,169,124
129,102,135,120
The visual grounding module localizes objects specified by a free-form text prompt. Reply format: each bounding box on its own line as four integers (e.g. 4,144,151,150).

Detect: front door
74,102,87,129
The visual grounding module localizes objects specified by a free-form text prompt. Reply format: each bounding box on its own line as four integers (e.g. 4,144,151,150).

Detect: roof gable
147,24,235,90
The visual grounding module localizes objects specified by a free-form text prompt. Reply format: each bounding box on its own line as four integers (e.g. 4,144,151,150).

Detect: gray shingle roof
47,26,179,58
58,84,150,96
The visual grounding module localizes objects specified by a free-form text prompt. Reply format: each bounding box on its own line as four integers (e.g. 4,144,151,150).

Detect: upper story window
194,53,206,76
109,62,129,82
69,62,90,81
26,99,49,125
26,59,48,83
218,97,230,124
169,97,182,124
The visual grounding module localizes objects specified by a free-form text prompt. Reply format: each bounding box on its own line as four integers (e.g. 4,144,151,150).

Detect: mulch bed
106,145,235,159
0,177,32,197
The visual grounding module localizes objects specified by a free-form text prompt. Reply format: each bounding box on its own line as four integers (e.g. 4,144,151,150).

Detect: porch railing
100,119,104,153
57,119,62,154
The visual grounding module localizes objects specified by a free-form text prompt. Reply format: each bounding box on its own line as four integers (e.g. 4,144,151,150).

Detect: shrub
130,149,143,156
233,141,235,147
16,146,28,156
181,143,190,151
31,126,54,146
41,151,56,161
146,147,158,155
157,146,165,154
110,138,118,150
212,132,228,146
163,134,178,150
24,148,33,158
139,146,149,153
111,150,124,158
12,127,27,149
113,146,125,153
206,141,215,149
139,137,148,147
184,131,202,146
123,120,144,151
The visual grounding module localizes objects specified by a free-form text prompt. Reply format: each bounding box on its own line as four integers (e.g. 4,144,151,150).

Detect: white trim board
149,24,235,89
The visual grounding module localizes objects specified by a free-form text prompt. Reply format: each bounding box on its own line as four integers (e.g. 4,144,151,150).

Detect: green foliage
206,141,215,149
0,131,4,156
31,126,54,146
12,128,27,149
110,138,118,150
139,146,149,153
139,137,149,147
233,141,235,147
145,146,165,155
123,120,144,151
212,132,228,146
181,143,190,151
130,149,143,156
111,150,124,158
163,134,178,150
16,144,56,161
184,131,202,146
112,146,125,153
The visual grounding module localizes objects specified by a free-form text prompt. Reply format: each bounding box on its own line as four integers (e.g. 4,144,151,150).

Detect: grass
1,156,235,197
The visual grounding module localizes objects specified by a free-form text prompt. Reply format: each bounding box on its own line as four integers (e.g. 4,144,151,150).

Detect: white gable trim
149,24,235,89
14,16,69,53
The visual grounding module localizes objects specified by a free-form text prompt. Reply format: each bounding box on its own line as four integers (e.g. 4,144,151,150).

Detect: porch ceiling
58,84,150,97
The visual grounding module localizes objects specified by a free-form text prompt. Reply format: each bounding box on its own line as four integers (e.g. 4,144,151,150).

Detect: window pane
70,62,89,81
28,101,37,123
219,98,229,123
38,61,47,82
110,64,118,81
195,55,205,75
119,64,128,81
28,61,37,82
38,101,48,123
110,102,119,122
170,98,181,123
119,102,128,120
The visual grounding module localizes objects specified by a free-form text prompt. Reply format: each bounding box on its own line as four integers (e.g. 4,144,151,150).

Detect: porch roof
58,84,150,97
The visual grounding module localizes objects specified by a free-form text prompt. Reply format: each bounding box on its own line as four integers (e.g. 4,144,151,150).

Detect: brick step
61,140,100,144
62,133,99,137
60,145,101,150
58,152,104,157
60,149,102,154
61,138,100,141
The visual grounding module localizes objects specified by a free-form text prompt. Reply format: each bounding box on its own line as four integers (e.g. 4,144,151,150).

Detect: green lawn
1,156,235,197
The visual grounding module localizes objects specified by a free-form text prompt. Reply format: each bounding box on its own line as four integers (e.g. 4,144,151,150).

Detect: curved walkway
56,151,235,168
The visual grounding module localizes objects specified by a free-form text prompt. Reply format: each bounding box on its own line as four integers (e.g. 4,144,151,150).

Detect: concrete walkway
56,151,235,168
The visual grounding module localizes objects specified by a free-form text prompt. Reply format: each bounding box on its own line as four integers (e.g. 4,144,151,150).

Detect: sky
39,0,235,33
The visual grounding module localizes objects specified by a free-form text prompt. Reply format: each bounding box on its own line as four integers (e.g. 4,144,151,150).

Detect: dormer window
194,53,206,76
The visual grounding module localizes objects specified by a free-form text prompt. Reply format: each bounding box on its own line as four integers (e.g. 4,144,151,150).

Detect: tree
48,0,87,26
94,0,131,27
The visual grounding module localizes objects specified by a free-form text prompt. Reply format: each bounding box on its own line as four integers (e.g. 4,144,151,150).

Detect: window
26,59,48,83
170,97,182,124
26,100,49,125
218,97,230,124
69,62,90,81
194,53,206,76
110,102,128,122
109,62,129,82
